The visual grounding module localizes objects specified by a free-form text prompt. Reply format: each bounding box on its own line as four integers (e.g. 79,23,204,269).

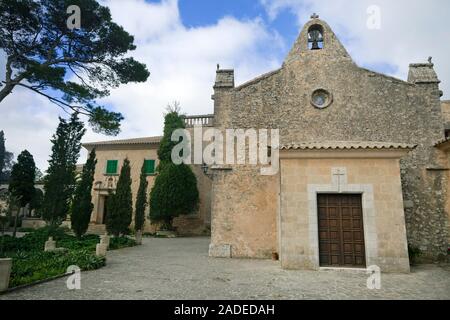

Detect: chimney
408,58,440,85
214,68,235,89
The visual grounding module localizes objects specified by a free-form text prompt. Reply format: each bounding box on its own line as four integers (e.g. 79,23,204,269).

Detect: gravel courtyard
1,237,449,300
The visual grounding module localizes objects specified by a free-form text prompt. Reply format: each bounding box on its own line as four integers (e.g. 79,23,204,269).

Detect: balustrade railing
183,114,215,128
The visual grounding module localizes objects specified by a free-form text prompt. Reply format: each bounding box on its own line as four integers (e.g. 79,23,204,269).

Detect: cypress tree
157,103,186,168
30,188,44,218
150,162,199,230
42,113,86,226
9,150,36,237
150,106,199,231
0,130,14,182
71,149,97,239
134,161,148,232
106,158,133,237
9,150,36,208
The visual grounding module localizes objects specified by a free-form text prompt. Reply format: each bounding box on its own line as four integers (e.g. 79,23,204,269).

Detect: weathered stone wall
435,142,450,246
441,101,450,130
211,18,448,260
210,166,278,258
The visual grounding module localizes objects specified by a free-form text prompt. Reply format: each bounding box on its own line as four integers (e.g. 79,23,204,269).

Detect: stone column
136,230,142,245
96,243,107,257
100,234,110,249
0,258,12,292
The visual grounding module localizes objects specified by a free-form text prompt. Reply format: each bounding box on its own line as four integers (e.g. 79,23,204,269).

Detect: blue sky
1,0,449,171
178,0,296,35
178,0,300,46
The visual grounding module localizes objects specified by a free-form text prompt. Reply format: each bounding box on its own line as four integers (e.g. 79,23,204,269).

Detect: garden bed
0,227,136,289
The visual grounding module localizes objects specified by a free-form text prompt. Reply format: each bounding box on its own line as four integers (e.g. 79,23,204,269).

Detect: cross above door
332,167,348,193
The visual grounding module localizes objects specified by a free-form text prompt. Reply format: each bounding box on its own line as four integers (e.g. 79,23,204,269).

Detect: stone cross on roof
311,13,319,19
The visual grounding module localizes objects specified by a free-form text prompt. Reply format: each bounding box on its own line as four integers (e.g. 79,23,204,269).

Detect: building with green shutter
82,136,212,235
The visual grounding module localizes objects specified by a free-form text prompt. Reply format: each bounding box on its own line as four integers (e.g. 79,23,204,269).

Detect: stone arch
307,24,324,50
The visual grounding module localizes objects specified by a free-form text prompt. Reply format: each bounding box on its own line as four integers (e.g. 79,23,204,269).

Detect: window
106,160,118,175
144,160,156,175
308,25,324,50
312,91,327,106
445,129,450,138
311,89,333,109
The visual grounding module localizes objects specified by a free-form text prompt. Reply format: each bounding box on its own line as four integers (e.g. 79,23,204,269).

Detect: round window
311,89,332,109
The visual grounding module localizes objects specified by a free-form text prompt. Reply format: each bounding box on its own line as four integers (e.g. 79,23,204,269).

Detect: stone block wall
280,156,410,273
210,166,278,258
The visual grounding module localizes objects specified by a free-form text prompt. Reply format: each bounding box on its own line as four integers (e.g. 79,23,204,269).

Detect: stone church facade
83,16,448,272
208,16,448,272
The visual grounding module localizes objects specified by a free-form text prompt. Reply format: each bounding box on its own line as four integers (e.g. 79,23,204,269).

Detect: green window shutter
144,160,156,175
106,160,118,175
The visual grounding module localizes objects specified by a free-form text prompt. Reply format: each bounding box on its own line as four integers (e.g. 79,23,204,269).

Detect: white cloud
2,0,448,171
0,0,284,170
0,88,60,171
261,0,450,98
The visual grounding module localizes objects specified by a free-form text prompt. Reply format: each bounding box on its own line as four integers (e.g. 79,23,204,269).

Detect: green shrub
58,234,100,251
16,227,36,233
1,227,137,255
9,249,105,288
109,236,136,250
0,226,70,253
408,245,422,265
1,228,136,288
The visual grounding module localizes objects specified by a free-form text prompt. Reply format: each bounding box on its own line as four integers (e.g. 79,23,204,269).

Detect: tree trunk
12,208,21,238
0,84,15,103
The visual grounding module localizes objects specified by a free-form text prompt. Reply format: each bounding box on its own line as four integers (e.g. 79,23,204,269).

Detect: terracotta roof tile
434,137,450,147
83,136,162,147
279,141,417,151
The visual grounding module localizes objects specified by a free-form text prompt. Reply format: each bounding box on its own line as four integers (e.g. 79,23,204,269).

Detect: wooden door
318,194,366,267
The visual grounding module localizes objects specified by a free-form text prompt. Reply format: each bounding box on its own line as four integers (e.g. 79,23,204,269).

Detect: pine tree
106,158,133,237
149,106,199,230
134,161,148,232
0,0,150,135
42,114,86,226
9,150,36,208
71,149,97,239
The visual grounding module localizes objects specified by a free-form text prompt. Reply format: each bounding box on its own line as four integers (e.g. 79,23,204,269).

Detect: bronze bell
309,29,323,50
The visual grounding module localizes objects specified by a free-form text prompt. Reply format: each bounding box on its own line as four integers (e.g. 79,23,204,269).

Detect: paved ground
1,238,449,300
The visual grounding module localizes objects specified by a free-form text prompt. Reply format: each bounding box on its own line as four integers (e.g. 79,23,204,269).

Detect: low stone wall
21,218,46,229
174,215,210,236
21,219,71,230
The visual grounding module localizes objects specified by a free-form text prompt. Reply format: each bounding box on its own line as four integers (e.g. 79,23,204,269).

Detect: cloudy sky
0,0,449,171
